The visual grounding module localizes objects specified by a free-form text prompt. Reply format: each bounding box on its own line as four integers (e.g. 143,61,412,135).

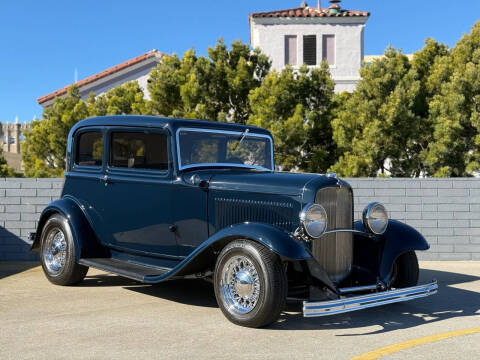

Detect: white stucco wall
40,58,161,107
251,17,367,92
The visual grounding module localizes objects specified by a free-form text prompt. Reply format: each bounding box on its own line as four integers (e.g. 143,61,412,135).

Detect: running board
78,258,170,283
303,280,438,317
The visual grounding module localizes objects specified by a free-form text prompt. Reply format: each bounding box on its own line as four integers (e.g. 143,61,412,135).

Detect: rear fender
31,198,107,259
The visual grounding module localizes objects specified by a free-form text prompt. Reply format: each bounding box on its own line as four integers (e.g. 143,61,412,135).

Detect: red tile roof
250,5,369,19
37,49,164,105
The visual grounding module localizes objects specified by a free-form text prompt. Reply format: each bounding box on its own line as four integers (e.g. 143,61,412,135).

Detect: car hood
207,170,342,197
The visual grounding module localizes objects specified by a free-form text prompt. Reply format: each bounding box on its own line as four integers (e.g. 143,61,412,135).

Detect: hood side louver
214,197,295,232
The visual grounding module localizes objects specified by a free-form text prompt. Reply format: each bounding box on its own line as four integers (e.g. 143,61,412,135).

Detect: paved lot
0,261,479,360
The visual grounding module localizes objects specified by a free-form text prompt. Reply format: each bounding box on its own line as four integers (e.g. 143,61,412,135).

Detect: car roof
70,115,272,137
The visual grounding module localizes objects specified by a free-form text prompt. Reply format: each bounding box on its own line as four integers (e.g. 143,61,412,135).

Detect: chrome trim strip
321,229,370,236
303,280,438,317
338,284,380,294
175,127,274,172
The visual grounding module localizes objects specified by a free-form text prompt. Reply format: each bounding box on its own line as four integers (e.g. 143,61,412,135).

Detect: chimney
317,0,321,10
329,0,341,15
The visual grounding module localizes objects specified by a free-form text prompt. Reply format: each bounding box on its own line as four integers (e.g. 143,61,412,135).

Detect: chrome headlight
300,203,328,238
363,202,388,235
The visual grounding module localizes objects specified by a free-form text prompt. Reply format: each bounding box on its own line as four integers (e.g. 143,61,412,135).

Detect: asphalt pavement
0,261,479,359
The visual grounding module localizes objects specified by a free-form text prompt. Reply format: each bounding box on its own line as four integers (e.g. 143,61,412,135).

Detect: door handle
103,175,113,186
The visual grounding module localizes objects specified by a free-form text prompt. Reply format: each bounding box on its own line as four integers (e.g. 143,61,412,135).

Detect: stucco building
0,119,30,172
37,50,164,108
249,0,369,92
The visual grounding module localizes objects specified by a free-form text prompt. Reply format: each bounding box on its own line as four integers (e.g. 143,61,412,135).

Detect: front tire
390,251,419,288
40,214,88,286
214,239,287,328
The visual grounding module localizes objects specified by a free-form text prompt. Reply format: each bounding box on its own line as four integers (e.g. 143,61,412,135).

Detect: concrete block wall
0,178,63,261
345,178,480,261
1,178,479,261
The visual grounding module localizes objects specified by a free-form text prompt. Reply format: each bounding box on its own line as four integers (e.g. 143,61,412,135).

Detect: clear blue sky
1,0,479,124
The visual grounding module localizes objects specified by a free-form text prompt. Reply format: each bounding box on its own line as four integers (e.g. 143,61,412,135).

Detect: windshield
177,128,273,171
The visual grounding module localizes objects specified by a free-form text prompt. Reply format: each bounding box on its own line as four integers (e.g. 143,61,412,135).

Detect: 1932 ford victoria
30,115,437,328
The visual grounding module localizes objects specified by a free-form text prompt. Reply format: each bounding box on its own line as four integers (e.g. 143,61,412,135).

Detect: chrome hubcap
43,228,67,274
220,256,260,315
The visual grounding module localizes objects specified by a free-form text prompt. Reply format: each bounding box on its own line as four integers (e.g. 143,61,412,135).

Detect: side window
303,35,317,66
285,35,297,66
75,131,103,167
109,131,168,171
322,35,335,66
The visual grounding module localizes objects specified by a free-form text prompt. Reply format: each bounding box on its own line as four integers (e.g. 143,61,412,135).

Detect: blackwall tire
40,214,88,286
214,239,287,328
390,250,419,288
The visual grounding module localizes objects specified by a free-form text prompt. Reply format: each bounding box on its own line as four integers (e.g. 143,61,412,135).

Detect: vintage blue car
30,115,437,327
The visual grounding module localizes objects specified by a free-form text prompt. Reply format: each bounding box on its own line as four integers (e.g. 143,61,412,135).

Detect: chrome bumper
303,280,438,317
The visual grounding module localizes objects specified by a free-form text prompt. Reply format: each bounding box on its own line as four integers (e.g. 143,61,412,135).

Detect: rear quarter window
75,131,103,167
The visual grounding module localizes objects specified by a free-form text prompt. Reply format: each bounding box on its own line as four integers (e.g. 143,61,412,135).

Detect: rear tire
390,251,419,288
40,214,88,286
214,239,287,328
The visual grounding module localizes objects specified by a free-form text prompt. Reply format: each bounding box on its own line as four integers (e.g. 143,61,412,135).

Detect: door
100,128,177,257
172,172,210,257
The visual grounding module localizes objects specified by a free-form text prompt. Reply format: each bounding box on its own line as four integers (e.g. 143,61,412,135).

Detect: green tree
0,149,18,177
22,82,148,177
330,40,448,177
87,81,149,116
22,86,89,177
148,39,271,124
248,63,336,172
425,21,480,176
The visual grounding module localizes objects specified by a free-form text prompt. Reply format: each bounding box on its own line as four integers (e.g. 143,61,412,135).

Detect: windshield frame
175,127,274,172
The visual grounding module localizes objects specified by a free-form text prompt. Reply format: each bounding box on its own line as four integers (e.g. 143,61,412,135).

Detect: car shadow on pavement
269,268,480,333
77,273,141,287
124,280,218,308
79,273,218,308
78,267,479,331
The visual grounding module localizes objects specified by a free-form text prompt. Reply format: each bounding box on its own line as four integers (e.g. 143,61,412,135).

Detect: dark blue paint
32,115,432,291
32,198,107,259
142,222,312,283
354,220,430,283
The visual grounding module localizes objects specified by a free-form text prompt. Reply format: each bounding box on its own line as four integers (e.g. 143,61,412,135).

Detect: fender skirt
354,219,430,283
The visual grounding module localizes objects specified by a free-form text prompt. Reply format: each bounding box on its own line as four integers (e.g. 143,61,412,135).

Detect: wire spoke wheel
220,255,261,315
43,227,67,274
214,240,287,327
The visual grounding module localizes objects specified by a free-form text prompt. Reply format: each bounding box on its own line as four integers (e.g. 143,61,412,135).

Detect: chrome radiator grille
313,187,353,283
214,197,295,232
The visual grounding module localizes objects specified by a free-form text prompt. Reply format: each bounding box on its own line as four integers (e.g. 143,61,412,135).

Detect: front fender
354,219,429,282
207,222,312,260
31,198,107,259
144,222,311,282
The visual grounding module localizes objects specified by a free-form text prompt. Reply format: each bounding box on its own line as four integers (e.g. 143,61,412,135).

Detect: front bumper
303,280,438,317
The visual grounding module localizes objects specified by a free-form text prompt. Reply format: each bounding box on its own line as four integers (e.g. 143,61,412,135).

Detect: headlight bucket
300,203,328,238
363,202,388,235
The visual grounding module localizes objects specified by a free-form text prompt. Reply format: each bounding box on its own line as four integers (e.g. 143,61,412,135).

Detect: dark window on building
303,35,317,66
322,35,335,65
109,131,168,171
75,131,103,167
285,35,297,66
